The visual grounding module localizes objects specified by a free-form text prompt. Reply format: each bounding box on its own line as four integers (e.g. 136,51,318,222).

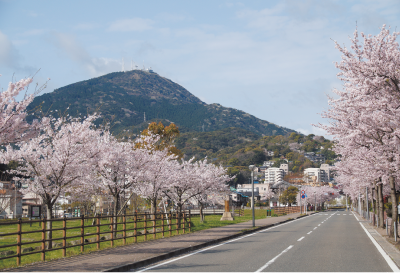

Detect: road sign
301,190,305,194
301,194,305,199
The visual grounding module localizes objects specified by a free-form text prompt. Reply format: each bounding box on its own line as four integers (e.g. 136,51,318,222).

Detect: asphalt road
134,210,395,272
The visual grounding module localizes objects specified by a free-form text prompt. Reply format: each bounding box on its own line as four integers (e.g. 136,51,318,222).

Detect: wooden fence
271,206,301,216
0,211,191,266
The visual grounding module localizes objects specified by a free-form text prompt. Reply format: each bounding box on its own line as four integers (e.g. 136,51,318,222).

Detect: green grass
0,210,270,270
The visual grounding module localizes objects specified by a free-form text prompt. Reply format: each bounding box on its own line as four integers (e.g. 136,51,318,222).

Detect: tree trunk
150,198,157,220
113,193,119,238
378,181,384,228
374,181,378,214
46,204,53,250
389,175,397,237
199,203,205,223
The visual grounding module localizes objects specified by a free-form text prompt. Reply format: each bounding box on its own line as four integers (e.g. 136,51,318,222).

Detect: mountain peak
27,71,296,136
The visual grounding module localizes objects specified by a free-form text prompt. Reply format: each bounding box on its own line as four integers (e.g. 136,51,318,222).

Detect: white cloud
0,30,35,73
107,18,154,32
49,32,120,77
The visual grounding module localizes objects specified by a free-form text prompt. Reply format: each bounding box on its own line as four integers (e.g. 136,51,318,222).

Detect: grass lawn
0,209,270,270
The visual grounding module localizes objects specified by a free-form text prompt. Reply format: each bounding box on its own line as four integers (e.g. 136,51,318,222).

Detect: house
304,152,326,163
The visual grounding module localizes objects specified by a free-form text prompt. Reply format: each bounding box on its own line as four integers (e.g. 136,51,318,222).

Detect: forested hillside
175,129,337,185
26,70,296,136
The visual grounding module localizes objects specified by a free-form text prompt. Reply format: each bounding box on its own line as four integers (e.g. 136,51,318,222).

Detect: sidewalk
3,212,308,272
354,211,400,269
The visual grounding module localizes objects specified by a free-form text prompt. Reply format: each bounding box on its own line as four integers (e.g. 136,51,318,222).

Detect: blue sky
1,0,400,137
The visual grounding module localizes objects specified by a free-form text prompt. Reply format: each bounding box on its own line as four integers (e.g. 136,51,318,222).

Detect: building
304,166,330,184
21,192,42,218
279,164,289,176
304,152,326,164
265,150,275,157
263,161,274,167
265,168,284,184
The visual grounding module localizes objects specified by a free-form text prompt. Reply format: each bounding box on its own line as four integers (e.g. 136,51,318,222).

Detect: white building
304,165,330,183
280,164,289,176
265,168,284,184
263,161,274,167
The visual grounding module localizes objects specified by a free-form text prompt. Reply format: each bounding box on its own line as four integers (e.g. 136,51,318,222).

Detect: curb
104,213,316,272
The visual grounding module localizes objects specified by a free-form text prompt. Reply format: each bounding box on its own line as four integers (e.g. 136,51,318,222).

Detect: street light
249,165,256,227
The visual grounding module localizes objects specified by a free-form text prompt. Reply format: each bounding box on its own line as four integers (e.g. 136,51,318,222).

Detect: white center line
255,245,293,272
307,231,312,234
314,227,317,230
297,236,305,241
318,224,321,226
343,214,347,215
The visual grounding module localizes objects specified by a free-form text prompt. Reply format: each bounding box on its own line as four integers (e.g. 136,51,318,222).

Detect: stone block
22,247,34,253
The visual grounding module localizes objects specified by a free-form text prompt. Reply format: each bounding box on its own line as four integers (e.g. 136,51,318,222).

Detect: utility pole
249,165,255,227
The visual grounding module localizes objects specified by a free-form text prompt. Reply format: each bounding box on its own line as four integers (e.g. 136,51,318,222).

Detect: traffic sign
301,190,305,194
301,195,305,199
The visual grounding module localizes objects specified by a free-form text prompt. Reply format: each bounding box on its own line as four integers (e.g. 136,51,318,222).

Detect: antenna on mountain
202,124,205,132
122,58,125,72
144,112,146,123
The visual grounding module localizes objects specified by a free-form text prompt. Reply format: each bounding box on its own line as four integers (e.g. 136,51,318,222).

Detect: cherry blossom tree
316,25,400,236
134,148,178,218
0,76,45,145
1,115,102,248
189,159,230,222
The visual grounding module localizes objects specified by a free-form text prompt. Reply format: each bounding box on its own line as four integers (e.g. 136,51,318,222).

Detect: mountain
27,70,297,136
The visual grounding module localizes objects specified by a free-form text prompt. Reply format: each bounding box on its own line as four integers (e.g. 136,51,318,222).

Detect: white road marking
297,236,305,241
343,214,347,215
314,227,317,230
359,222,400,272
136,213,317,272
318,224,321,226
255,245,294,272
307,231,312,234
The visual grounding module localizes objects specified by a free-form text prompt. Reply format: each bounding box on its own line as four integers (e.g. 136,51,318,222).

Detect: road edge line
359,222,400,272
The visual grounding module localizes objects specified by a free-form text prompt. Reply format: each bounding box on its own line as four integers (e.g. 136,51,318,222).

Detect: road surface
134,210,396,272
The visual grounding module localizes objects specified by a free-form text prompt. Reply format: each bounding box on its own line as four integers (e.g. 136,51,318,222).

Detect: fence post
144,213,147,241
134,212,137,243
110,216,114,247
41,217,46,261
17,218,21,266
176,212,179,235
153,212,156,239
161,213,165,237
189,210,191,233
63,216,67,257
81,214,84,253
96,214,100,250
123,215,126,245
182,212,185,234
169,212,172,236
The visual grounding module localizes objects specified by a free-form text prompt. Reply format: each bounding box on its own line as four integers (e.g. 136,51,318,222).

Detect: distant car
64,213,72,218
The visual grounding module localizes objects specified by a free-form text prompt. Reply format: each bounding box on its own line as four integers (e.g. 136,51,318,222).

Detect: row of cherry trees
0,75,231,245
317,25,400,236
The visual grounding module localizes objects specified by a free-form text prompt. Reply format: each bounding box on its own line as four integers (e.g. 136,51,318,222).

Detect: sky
1,0,400,138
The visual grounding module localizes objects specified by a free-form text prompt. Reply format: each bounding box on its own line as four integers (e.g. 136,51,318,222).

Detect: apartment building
265,168,284,184
304,165,330,183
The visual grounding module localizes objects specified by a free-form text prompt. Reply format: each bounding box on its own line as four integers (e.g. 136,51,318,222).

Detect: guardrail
0,211,191,266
